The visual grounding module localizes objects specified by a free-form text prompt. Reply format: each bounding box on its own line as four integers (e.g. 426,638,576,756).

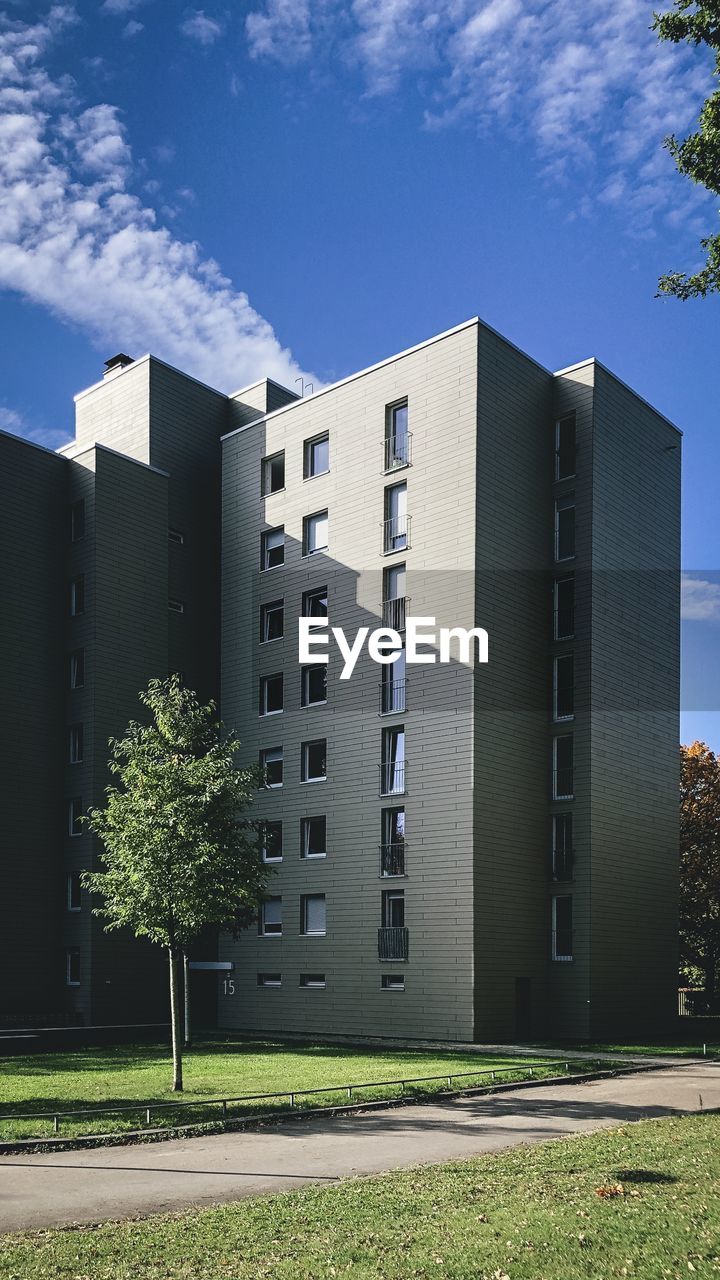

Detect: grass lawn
0,1039,567,1142
1,1112,718,1278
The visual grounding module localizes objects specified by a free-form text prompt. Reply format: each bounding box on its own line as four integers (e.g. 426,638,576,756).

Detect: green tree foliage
653,1,720,297
84,677,267,1089
680,741,720,1010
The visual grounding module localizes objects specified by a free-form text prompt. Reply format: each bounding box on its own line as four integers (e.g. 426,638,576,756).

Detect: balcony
379,678,406,715
381,595,408,631
554,606,575,640
551,848,574,881
379,759,406,796
383,432,413,472
553,768,574,800
378,926,409,961
380,843,406,877
382,515,411,555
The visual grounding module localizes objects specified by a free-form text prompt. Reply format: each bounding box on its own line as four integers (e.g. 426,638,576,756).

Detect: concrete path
0,1063,717,1234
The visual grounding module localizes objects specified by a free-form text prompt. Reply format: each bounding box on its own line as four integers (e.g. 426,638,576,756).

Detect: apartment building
0,319,681,1039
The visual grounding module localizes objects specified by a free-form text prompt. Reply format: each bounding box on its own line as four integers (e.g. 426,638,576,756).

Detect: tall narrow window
380,725,405,795
382,563,407,629
381,807,405,877
259,673,284,716
304,433,329,478
382,889,405,928
384,401,410,470
301,665,327,707
262,526,285,570
260,897,282,936
302,586,328,617
68,723,84,764
552,814,573,880
381,647,406,714
303,510,329,556
555,413,576,480
261,451,285,495
69,499,85,542
260,599,284,643
552,895,573,960
302,815,327,858
301,739,327,782
261,820,283,863
68,797,83,837
67,873,81,911
555,494,575,561
301,893,326,936
384,482,408,552
554,576,575,640
69,576,85,617
553,735,574,800
69,649,85,689
66,947,81,986
553,653,574,721
260,746,283,788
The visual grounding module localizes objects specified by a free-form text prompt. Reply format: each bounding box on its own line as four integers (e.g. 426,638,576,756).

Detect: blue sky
1,1,719,746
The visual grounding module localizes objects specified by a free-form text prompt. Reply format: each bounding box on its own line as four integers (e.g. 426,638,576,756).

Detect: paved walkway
0,1062,717,1234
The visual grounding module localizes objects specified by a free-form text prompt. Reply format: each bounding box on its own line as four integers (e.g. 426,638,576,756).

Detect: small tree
680,741,720,1010
84,677,267,1090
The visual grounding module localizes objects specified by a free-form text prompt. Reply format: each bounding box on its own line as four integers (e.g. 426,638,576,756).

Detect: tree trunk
168,946,183,1091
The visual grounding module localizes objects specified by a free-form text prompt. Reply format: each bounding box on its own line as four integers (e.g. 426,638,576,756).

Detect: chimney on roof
103,353,134,379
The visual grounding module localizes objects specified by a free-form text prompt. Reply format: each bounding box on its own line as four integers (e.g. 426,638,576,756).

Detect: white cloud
0,405,71,451
101,0,145,14
682,577,720,622
122,19,144,37
0,7,311,394
246,0,312,66
180,10,224,46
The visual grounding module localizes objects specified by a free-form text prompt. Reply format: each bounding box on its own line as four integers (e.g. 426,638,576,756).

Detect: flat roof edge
0,426,70,459
74,353,227,404
554,357,682,436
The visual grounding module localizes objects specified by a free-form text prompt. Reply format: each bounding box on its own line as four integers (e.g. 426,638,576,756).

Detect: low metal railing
379,760,406,795
381,596,408,631
378,925,409,960
380,678,406,714
380,842,406,877
383,432,412,471
382,516,411,554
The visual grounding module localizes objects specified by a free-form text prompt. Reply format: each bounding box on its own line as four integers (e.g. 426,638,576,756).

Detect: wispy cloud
682,576,720,622
101,0,145,14
0,406,71,451
246,0,312,66
0,6,311,395
122,19,144,37
180,10,224,46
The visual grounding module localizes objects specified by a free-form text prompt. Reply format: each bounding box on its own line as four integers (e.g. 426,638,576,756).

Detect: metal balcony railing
381,595,409,631
379,760,406,795
383,432,413,472
380,678,406,714
551,848,574,881
378,926,409,961
554,607,575,639
551,929,573,961
380,843,406,877
383,515,410,554
553,768,574,800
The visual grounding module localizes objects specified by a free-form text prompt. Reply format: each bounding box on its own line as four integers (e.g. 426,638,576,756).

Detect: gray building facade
0,319,680,1039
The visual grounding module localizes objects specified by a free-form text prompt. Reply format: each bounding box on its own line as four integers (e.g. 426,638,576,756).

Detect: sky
1,0,718,746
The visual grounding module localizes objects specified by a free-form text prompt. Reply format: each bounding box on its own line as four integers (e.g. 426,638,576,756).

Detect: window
553,653,574,721
66,947,80,986
69,500,85,542
381,647,406,714
555,413,576,481
262,526,285,570
259,672,284,716
301,738,327,782
303,510,328,556
261,599,284,643
554,576,575,640
168,599,185,614
260,897,282,936
69,576,85,617
168,528,185,545
257,972,282,987
301,893,326,935
382,889,405,928
302,815,326,859
381,974,405,990
68,723,84,764
381,807,405,876
261,451,285,495
260,746,283,788
552,895,573,960
261,820,283,863
67,873,81,912
69,649,85,689
555,494,575,561
382,563,406,629
552,814,573,880
384,401,410,470
302,586,328,617
300,973,326,988
304,433,329,478
68,797,83,837
380,725,405,795
553,735,574,800
301,665,327,706
384,482,408,552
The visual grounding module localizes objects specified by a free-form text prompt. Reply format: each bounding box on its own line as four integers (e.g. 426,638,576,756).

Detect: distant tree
84,677,266,1090
652,1,720,297
679,741,720,1009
